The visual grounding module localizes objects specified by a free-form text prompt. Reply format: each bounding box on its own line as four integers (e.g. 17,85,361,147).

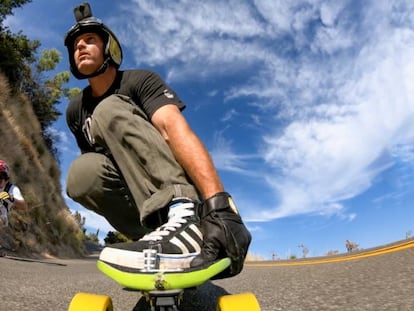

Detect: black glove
191,192,251,278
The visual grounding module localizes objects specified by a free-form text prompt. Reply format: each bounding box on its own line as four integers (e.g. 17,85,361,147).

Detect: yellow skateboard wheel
68,292,113,311
216,292,260,311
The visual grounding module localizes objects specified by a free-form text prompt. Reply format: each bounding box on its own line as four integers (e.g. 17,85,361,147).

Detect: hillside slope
0,73,84,258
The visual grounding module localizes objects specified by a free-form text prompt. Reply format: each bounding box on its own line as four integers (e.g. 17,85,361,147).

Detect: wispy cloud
114,0,414,222
210,131,260,176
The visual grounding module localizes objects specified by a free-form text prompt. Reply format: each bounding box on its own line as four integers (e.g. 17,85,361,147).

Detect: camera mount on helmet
64,2,123,79
74,2,92,22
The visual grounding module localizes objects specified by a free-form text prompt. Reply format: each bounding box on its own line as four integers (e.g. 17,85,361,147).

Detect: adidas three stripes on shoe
99,198,203,272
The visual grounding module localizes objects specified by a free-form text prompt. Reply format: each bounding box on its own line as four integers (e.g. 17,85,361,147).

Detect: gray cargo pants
66,94,199,240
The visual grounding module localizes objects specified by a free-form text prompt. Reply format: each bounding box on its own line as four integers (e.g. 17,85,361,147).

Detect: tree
326,250,339,256
0,29,40,87
1,1,80,159
85,229,100,243
24,49,67,157
73,210,86,234
298,244,309,258
0,0,38,87
345,240,359,253
0,0,32,30
104,231,130,245
22,49,70,127
19,48,80,158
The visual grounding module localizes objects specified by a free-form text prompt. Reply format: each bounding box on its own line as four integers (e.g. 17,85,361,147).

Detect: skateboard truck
143,289,183,311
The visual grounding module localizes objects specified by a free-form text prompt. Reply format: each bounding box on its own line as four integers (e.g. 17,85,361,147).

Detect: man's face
73,32,105,76
0,176,7,189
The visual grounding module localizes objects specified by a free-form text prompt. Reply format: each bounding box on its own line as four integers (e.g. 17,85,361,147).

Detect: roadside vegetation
0,0,85,257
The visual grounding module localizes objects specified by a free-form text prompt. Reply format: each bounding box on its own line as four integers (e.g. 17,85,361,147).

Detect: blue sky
5,0,414,259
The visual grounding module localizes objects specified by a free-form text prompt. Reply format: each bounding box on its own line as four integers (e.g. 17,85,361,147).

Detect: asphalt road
0,246,413,311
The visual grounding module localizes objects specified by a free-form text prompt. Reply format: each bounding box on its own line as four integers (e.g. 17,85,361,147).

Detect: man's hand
0,191,12,202
191,192,251,278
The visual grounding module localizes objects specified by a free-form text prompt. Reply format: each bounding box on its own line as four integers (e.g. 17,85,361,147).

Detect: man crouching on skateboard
64,3,251,277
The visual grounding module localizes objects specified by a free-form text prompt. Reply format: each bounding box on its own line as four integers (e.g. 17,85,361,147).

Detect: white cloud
392,144,414,163
220,109,238,122
210,132,260,176
116,0,271,79
253,3,414,220
47,127,68,144
115,1,414,222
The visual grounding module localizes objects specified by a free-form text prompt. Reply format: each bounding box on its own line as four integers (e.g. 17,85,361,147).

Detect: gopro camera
74,2,92,22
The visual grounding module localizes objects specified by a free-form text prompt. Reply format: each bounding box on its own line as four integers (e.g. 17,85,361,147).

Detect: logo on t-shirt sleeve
163,89,175,99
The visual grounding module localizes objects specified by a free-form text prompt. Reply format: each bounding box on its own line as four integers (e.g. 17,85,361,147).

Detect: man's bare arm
151,104,223,199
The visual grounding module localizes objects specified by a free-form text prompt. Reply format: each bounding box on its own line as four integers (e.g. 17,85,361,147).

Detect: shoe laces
141,202,195,242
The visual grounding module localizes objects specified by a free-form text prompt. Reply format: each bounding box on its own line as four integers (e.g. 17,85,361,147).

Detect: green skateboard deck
68,257,261,310
97,257,231,291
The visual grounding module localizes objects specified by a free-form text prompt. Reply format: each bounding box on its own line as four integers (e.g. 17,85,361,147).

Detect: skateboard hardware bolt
143,249,157,271
155,274,166,290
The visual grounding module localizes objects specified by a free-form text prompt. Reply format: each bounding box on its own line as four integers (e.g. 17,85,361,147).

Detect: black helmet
64,3,122,79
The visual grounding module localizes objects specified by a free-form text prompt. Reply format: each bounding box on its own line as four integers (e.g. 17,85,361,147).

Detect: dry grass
0,73,84,258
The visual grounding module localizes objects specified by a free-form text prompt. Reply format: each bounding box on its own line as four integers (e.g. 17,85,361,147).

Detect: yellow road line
246,239,414,267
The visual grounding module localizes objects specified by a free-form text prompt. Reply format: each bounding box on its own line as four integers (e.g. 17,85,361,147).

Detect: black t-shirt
66,69,185,153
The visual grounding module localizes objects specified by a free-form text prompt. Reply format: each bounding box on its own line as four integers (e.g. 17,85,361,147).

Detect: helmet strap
83,57,111,79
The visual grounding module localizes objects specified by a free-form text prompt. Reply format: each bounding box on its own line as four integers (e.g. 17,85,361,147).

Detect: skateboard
68,257,260,310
